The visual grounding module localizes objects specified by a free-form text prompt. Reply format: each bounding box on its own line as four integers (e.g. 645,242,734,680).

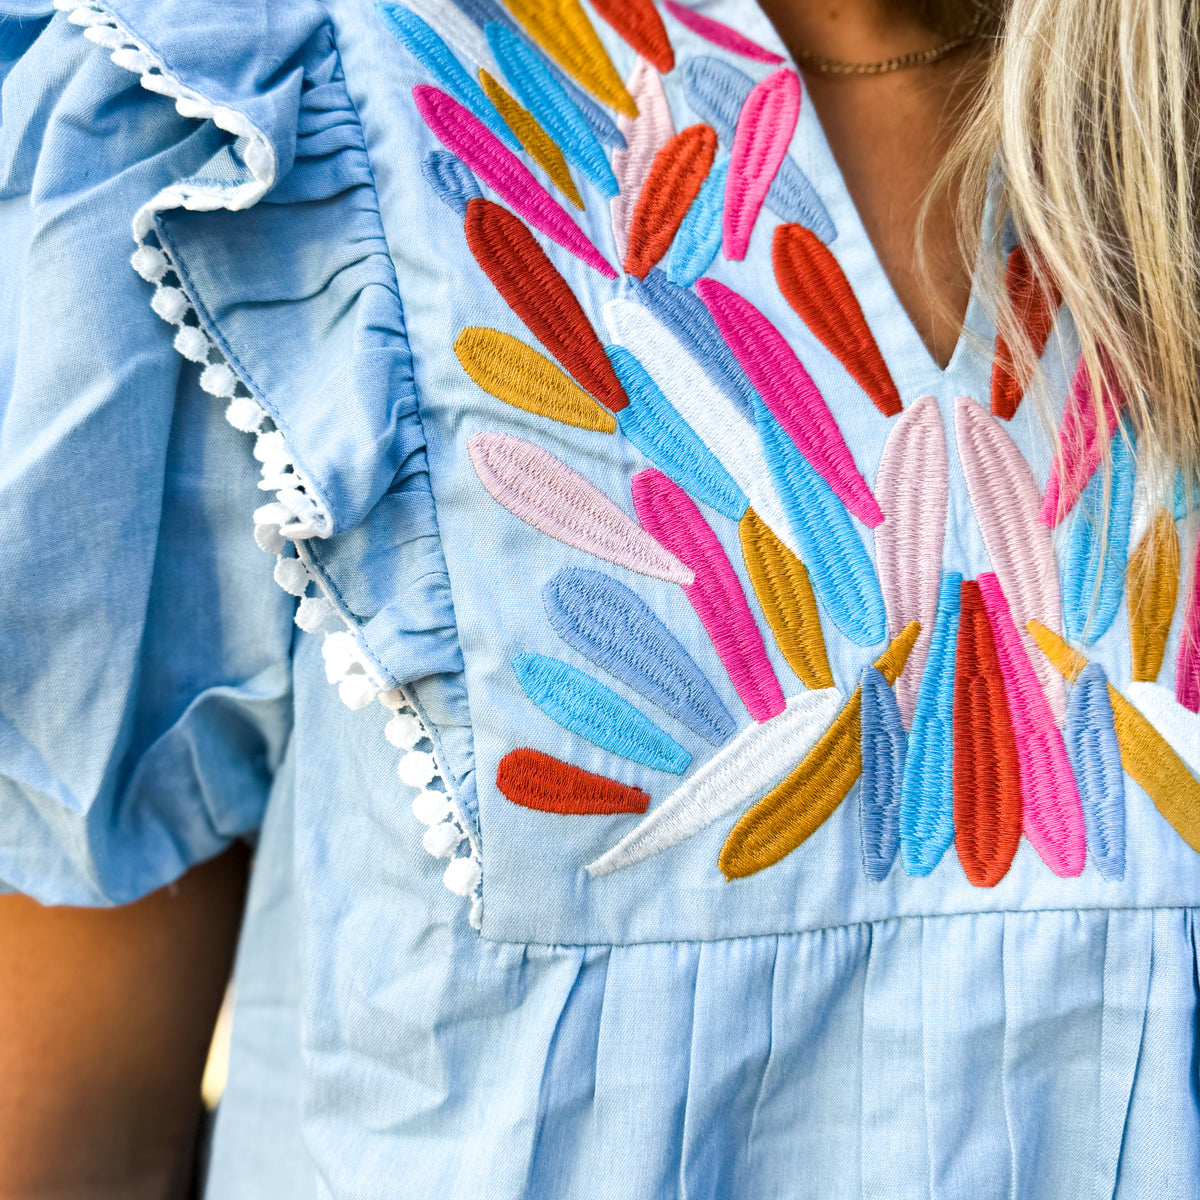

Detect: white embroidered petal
398,751,437,788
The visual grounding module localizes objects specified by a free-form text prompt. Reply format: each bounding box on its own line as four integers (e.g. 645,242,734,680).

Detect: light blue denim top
3,1,1200,1196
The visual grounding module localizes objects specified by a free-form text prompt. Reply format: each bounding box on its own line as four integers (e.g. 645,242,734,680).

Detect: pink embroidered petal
610,58,676,267
413,85,616,278
1039,356,1124,527
723,68,801,261
632,469,786,723
1177,526,1200,712
873,395,948,728
979,573,1086,876
661,0,784,63
955,396,1066,722
468,433,694,585
696,278,883,527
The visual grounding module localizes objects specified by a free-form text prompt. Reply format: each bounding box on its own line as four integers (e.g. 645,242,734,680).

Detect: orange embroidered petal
738,508,834,690
479,69,584,210
589,0,675,73
1128,507,1181,682
953,580,1023,887
464,199,628,412
990,245,1061,420
1027,621,1200,854
772,222,902,417
503,0,638,117
497,749,650,814
454,328,616,432
624,124,718,279
717,623,921,880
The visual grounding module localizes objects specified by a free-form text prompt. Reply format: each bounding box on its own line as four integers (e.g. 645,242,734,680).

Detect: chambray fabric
2,1,1200,1197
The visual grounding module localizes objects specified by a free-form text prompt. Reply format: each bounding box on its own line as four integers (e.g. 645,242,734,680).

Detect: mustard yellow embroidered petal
479,70,585,210
718,622,921,880
739,508,833,689
503,0,638,117
1027,621,1200,852
1128,507,1181,682
454,328,617,433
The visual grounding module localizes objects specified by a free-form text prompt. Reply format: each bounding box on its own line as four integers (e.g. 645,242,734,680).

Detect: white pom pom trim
72,0,482,929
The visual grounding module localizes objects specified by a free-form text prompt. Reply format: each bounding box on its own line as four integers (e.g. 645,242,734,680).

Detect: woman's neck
758,0,988,369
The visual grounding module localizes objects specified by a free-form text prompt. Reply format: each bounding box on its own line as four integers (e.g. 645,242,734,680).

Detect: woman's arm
0,844,249,1200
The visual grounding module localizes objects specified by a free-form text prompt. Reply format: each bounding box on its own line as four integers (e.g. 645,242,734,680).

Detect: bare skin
759,0,987,367
0,844,248,1199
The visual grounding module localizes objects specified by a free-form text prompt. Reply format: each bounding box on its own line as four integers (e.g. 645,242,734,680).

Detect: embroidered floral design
589,0,675,73
952,580,1022,887
738,508,835,690
990,245,1061,420
611,57,676,263
1177,527,1200,712
465,199,625,397
665,158,728,287
497,749,651,814
513,653,692,773
1128,507,1182,683
625,124,719,278
478,68,584,209
543,567,736,744
467,432,693,584
773,223,902,416
421,148,483,214
662,0,784,63
859,665,907,881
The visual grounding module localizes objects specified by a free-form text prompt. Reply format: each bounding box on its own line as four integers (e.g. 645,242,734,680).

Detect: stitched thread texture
1064,663,1126,880
698,278,883,526
478,68,584,209
739,508,835,690
610,57,676,264
467,432,694,584
724,68,802,260
496,748,650,813
1128,507,1182,682
773,223,902,416
755,396,888,646
585,688,843,877
626,124,719,278
665,158,728,286
421,149,483,214
661,0,784,64
956,395,1066,721
990,245,1061,420
873,395,948,728
718,624,921,879
632,469,787,722
1178,527,1200,712
859,665,907,881
608,346,749,520
899,572,962,876
589,0,675,72
513,653,692,773
454,327,616,431
487,21,620,197
465,199,627,403
543,567,736,744
978,575,1086,877
952,579,1023,887
680,56,835,241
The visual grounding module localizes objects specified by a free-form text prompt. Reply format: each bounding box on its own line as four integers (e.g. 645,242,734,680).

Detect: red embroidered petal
497,749,650,814
990,245,1060,420
589,0,675,73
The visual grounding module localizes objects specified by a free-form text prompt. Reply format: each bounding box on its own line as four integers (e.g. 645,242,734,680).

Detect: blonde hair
938,0,1200,485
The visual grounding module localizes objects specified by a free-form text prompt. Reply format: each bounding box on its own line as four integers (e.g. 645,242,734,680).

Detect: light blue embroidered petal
680,56,836,242
898,571,962,877
860,664,906,881
543,568,736,745
1062,416,1137,644
376,3,522,152
1064,662,1126,880
421,149,482,215
513,653,692,773
632,269,758,422
753,396,886,646
609,347,748,521
487,22,619,198
450,0,626,147
665,159,728,287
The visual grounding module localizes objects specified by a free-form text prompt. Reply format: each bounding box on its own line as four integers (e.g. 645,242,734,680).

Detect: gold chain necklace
792,7,987,76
